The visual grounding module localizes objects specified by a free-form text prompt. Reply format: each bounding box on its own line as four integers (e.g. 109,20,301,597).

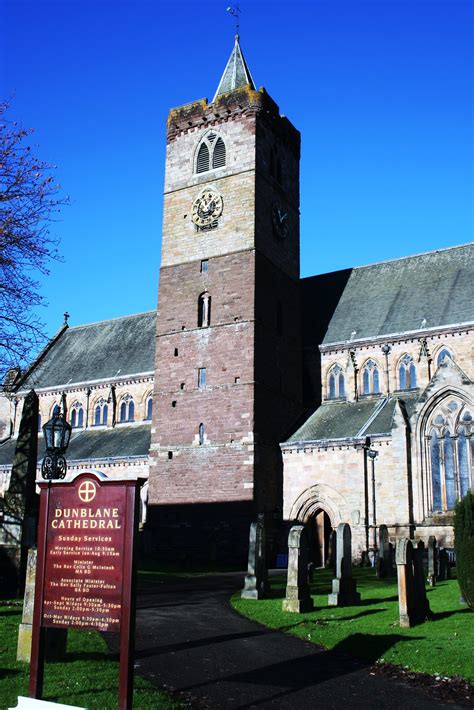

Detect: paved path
133,572,466,709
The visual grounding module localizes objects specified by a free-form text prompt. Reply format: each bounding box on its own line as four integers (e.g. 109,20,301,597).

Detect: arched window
327,365,345,400
425,399,473,513
70,401,84,429
437,348,453,367
199,422,205,446
119,394,134,423
38,414,42,432
198,292,211,327
94,398,108,426
51,404,60,417
195,132,226,174
399,354,417,390
146,397,153,420
361,360,380,395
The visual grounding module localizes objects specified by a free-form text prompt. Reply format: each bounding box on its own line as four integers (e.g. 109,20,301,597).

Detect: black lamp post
41,411,72,480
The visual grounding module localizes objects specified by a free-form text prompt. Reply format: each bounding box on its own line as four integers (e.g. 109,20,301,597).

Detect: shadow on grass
433,607,473,621
57,651,119,663
277,607,385,633
0,668,22,680
0,609,23,617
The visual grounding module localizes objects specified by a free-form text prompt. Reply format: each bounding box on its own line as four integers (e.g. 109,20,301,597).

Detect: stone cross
282,525,314,613
241,516,268,599
427,535,437,586
396,538,432,627
328,523,361,606
376,524,392,578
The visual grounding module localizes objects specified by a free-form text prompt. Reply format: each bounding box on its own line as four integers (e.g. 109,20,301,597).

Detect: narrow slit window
198,367,206,388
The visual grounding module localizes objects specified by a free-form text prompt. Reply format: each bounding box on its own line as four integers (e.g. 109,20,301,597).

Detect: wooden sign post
29,471,142,710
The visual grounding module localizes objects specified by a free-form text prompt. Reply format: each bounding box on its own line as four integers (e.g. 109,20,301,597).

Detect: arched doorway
307,509,332,568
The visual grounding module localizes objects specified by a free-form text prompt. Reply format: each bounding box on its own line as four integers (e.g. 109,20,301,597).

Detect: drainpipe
382,343,391,395
85,388,91,429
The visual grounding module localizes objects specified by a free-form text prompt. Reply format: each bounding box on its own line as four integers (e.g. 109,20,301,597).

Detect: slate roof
0,425,151,468
212,35,256,102
308,244,474,346
284,392,420,445
19,312,156,390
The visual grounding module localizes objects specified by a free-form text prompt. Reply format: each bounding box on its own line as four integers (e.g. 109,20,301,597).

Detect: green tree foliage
0,101,67,382
454,490,474,609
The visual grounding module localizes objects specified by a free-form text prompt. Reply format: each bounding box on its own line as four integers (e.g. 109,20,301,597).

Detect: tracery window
327,364,345,400
437,348,453,367
425,398,473,513
119,393,134,423
94,398,108,426
195,132,226,174
398,354,417,390
362,359,380,395
70,401,84,428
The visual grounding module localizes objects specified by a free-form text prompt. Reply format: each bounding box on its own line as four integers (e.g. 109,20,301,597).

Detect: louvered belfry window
195,133,226,174
196,143,210,173
212,138,226,168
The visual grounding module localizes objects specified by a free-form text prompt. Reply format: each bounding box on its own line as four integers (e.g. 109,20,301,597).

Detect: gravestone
438,548,451,581
414,541,432,621
427,536,437,586
241,515,268,599
328,523,361,606
376,524,392,578
17,548,67,662
282,525,313,613
396,538,432,627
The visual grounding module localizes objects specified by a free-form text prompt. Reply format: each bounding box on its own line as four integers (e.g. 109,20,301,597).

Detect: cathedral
1,37,473,566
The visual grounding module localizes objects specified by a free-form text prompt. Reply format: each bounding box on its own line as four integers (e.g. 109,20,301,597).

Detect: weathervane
226,4,241,37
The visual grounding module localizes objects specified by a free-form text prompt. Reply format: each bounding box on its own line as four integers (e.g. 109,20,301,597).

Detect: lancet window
145,396,153,420
195,132,226,174
425,397,473,513
327,364,345,400
362,359,380,395
398,354,417,390
437,348,453,367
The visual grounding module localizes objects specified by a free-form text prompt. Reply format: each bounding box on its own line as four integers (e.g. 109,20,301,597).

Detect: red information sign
29,471,142,710
42,475,128,632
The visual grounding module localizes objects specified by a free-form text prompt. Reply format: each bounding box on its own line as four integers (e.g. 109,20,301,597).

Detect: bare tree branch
0,101,68,382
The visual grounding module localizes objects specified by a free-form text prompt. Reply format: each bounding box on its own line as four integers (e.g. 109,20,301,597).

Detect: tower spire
212,11,255,103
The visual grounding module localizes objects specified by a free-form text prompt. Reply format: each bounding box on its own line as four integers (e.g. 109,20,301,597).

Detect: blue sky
2,0,473,337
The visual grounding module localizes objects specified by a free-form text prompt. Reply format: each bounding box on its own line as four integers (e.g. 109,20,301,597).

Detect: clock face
272,202,288,239
192,190,223,227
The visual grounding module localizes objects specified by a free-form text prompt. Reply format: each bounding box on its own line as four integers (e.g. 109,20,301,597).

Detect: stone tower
147,36,302,565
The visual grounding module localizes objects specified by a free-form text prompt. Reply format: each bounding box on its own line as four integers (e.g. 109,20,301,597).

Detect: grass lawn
0,602,182,710
232,568,474,683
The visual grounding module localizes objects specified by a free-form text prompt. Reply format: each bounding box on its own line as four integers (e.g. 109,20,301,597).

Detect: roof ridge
66,310,156,331
353,242,473,272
